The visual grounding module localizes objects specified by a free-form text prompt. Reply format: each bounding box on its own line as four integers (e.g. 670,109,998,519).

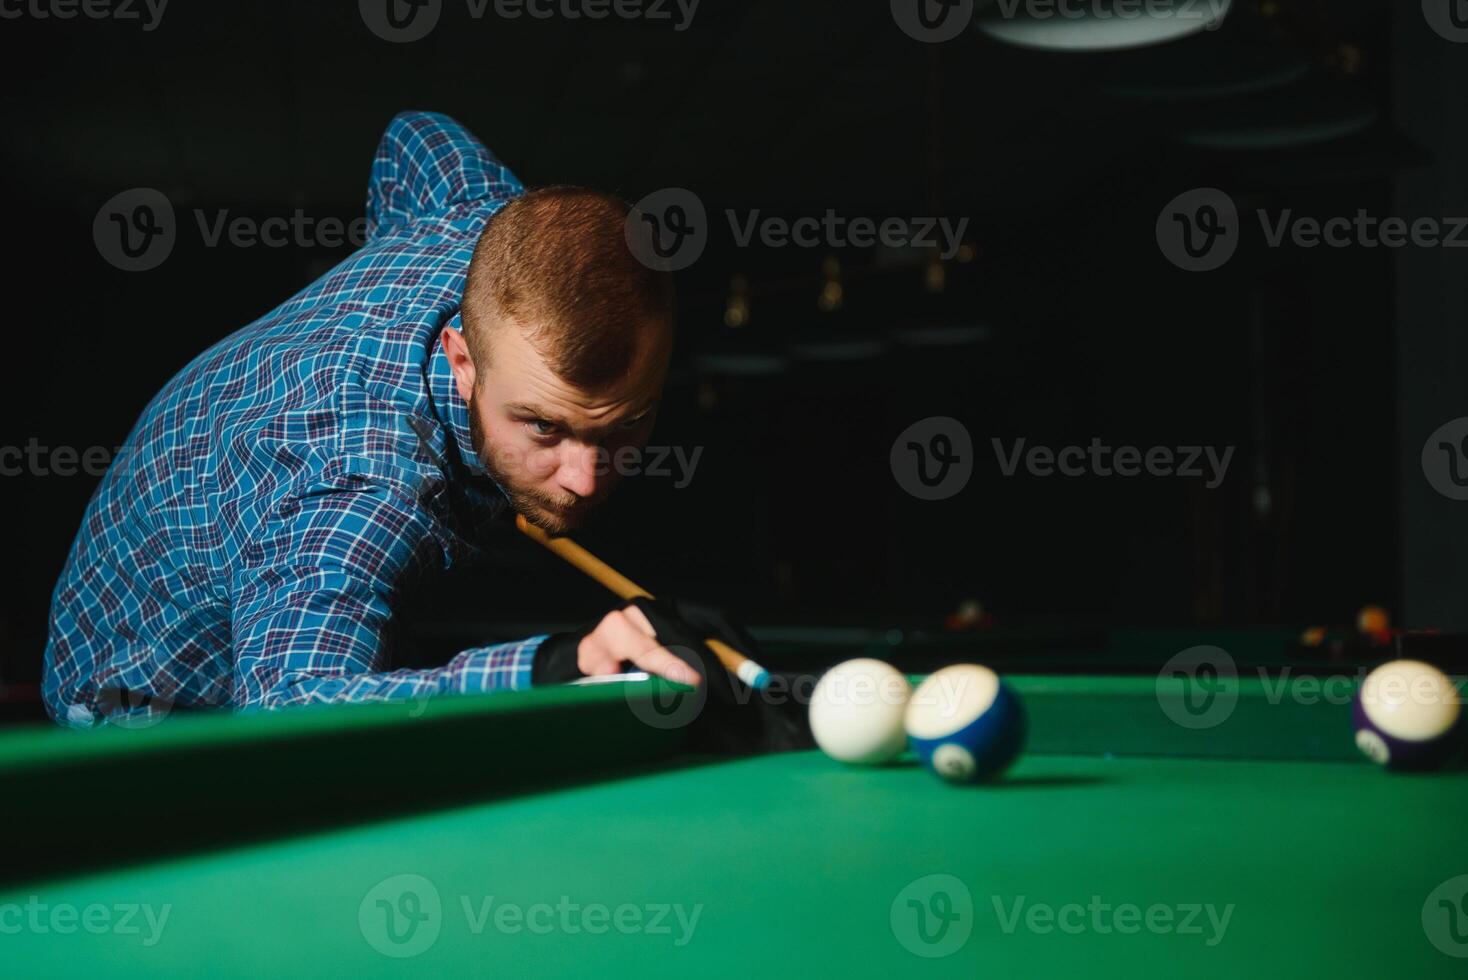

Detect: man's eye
528,419,557,436
619,414,648,430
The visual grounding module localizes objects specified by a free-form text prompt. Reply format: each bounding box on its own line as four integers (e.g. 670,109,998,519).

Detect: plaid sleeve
365,110,524,239
230,469,542,708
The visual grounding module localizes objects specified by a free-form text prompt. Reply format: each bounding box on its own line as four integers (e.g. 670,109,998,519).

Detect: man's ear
440,326,477,403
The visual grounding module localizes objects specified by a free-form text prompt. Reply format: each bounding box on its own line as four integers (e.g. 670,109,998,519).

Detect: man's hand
575,605,701,686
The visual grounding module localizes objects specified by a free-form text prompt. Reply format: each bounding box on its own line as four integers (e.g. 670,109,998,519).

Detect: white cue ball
809,658,912,764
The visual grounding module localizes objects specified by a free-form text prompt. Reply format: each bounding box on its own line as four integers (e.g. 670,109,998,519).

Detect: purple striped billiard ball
1353,659,1462,771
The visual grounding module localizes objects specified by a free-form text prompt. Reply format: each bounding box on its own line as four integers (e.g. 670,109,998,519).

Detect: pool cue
515,513,772,689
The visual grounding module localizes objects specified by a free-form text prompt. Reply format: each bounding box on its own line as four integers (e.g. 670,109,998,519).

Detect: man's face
457,317,669,533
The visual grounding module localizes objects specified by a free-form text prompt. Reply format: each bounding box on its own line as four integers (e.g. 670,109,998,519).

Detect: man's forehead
505,391,658,423
485,315,669,415
494,357,662,427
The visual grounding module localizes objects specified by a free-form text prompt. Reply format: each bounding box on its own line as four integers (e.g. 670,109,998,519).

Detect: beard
470,408,593,534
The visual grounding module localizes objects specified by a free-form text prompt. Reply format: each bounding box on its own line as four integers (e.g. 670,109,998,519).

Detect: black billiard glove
528,599,756,687
530,623,596,685
629,596,812,755
655,597,765,668
528,601,756,688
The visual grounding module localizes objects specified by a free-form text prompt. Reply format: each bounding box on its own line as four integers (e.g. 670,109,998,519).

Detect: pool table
4,646,1467,978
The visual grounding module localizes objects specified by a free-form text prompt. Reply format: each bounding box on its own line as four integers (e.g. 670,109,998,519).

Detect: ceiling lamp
976,0,1234,53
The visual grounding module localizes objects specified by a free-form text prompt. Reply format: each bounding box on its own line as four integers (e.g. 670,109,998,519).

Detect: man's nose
556,442,602,499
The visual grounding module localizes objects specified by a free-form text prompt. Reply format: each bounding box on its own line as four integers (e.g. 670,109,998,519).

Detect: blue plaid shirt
44,111,550,728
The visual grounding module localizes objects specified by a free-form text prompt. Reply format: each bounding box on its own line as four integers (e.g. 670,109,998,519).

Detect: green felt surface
0,682,639,773
5,750,1467,978
1021,673,1373,760
2,682,686,886
5,668,1460,889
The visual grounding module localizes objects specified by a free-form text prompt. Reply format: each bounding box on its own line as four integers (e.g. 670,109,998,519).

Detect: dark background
2,0,1466,689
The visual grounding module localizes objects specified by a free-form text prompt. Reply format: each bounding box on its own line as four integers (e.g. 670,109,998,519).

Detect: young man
43,111,701,728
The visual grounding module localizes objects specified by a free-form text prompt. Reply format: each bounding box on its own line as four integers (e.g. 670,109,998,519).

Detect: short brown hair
462,187,675,389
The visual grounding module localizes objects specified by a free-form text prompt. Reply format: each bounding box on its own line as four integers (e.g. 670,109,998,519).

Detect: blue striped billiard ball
1353,659,1462,771
905,664,1026,784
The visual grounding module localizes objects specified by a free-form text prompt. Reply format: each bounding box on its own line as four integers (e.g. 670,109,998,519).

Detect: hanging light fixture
976,0,1234,53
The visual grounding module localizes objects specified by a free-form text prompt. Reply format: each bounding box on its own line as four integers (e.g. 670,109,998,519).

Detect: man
43,111,702,728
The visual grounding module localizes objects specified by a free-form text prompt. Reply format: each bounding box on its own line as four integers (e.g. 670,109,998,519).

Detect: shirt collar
428,314,489,478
